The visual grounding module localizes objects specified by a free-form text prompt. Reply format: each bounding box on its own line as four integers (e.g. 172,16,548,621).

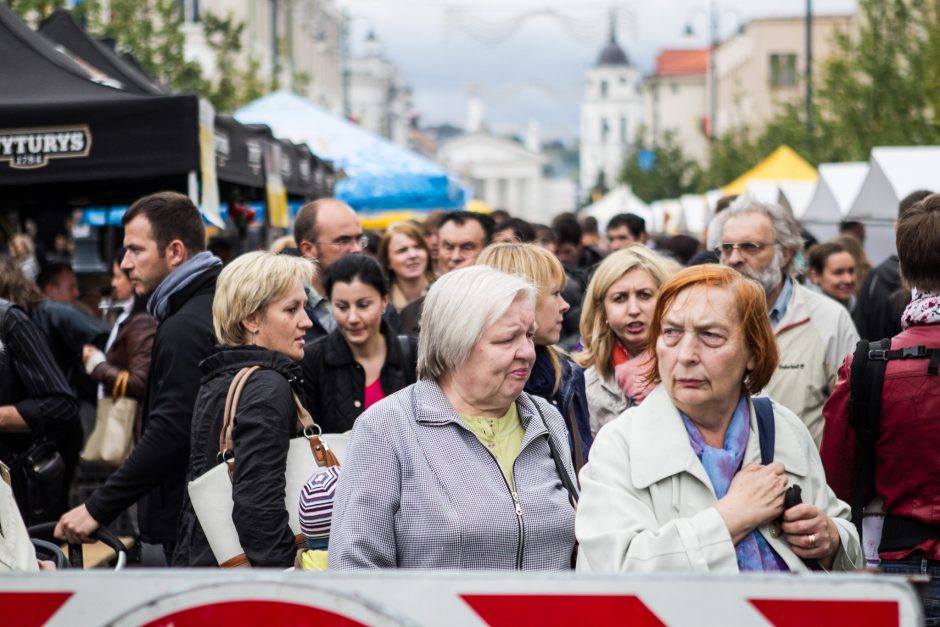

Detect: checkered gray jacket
328,379,577,570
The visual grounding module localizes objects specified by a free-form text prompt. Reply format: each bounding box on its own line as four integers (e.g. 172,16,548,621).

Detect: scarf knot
147,251,222,322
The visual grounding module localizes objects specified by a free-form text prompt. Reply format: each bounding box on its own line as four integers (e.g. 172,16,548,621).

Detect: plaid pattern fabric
298,466,341,542
328,379,577,570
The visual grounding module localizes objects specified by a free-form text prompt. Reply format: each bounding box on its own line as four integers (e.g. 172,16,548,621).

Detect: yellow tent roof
722,145,817,196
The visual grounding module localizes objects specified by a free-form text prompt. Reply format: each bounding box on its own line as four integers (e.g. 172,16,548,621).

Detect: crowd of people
0,189,937,620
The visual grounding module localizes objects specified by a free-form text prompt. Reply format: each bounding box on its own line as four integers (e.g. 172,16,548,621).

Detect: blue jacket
524,346,593,471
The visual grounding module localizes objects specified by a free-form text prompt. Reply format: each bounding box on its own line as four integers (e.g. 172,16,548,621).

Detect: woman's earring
250,330,257,346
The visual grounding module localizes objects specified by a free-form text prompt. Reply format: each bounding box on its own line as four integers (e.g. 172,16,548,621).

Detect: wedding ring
808,533,817,548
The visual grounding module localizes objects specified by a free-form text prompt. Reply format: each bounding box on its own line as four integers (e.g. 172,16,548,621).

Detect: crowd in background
0,189,937,620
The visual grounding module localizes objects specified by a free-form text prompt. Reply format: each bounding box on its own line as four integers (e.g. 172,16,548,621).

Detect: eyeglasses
317,236,369,249
715,242,775,257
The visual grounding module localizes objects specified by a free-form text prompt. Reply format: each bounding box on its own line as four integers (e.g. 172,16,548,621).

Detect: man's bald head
294,198,364,275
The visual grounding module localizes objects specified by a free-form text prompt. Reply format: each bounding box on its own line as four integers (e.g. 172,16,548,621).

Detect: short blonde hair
213,251,314,346
476,242,566,303
417,265,535,380
574,246,675,378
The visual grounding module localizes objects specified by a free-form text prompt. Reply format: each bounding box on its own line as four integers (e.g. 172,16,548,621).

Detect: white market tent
777,181,817,219
679,194,708,236
580,185,652,231
743,181,782,204
802,162,868,223
650,199,682,234
846,146,940,221
799,162,867,244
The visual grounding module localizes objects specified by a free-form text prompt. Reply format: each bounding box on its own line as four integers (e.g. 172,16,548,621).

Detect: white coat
575,385,862,573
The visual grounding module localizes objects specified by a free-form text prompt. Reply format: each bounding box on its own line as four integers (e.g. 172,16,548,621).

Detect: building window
769,53,798,88
600,80,608,99
620,116,627,143
176,0,200,22
600,117,610,143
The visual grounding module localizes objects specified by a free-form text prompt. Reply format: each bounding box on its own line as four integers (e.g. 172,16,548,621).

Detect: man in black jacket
853,190,932,341
56,192,221,564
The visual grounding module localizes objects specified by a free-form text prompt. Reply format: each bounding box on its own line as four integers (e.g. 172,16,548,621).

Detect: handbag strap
111,370,130,399
217,366,338,482
527,393,579,509
218,366,261,480
292,393,339,468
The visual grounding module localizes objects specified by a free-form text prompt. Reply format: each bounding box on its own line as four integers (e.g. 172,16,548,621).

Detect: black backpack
847,338,940,546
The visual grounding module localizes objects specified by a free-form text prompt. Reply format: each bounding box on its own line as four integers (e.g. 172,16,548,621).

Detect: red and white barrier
0,570,924,626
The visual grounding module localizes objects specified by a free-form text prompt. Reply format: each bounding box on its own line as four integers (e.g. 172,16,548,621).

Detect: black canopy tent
0,2,198,212
38,9,165,96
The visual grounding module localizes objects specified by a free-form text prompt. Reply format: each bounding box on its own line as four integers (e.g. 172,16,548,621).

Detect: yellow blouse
461,403,524,491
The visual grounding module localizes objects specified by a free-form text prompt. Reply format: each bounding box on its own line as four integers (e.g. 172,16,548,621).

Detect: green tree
7,0,93,25
621,129,704,203
87,0,206,94
200,11,267,112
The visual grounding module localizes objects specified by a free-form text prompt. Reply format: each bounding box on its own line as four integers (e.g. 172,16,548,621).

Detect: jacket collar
199,345,302,383
775,282,812,334
413,379,549,447
598,368,623,398
629,386,809,492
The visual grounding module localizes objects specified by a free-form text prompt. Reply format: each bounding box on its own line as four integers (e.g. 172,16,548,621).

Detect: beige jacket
575,385,862,573
583,365,632,437
763,283,858,447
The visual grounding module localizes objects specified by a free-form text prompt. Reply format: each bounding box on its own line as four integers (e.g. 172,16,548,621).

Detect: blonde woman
575,246,675,436
175,251,313,567
477,243,592,470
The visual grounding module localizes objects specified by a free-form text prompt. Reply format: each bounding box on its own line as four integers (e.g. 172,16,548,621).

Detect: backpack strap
848,338,890,542
396,334,416,384
752,397,775,465
0,298,12,336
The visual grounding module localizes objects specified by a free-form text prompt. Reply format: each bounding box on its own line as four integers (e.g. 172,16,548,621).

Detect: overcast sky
336,0,857,142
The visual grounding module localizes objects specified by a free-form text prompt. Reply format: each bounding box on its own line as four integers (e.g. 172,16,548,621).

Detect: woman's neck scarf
612,345,655,405
680,397,789,572
901,289,940,329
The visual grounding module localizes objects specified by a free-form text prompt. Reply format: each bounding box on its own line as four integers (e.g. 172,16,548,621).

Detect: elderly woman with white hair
328,265,578,570
174,251,314,568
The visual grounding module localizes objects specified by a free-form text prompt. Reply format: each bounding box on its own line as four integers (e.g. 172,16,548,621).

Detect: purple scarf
680,397,788,572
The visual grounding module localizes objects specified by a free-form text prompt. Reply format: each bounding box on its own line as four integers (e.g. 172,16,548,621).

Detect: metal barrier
0,570,924,626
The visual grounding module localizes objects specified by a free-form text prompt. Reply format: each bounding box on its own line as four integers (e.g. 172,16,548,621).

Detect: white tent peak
846,146,940,221
802,162,867,223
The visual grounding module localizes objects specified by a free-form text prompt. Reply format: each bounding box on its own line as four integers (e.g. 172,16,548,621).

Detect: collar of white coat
628,385,810,491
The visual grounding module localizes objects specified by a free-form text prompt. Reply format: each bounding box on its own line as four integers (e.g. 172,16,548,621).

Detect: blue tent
235,91,468,212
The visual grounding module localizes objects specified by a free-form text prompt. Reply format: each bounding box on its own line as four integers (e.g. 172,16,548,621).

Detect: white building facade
713,14,854,137
642,49,709,164
437,133,576,223
579,31,644,201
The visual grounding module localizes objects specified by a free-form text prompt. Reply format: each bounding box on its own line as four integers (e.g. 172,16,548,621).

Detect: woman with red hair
576,265,861,573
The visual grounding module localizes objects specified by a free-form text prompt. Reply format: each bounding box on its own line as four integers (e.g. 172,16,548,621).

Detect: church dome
596,41,629,67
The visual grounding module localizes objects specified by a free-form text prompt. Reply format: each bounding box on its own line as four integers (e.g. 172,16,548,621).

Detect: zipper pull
511,490,522,516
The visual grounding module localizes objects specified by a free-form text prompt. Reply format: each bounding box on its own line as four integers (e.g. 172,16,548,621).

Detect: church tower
579,14,643,202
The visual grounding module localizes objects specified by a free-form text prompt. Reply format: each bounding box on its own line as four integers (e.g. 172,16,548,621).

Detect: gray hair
707,197,805,278
417,265,536,380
